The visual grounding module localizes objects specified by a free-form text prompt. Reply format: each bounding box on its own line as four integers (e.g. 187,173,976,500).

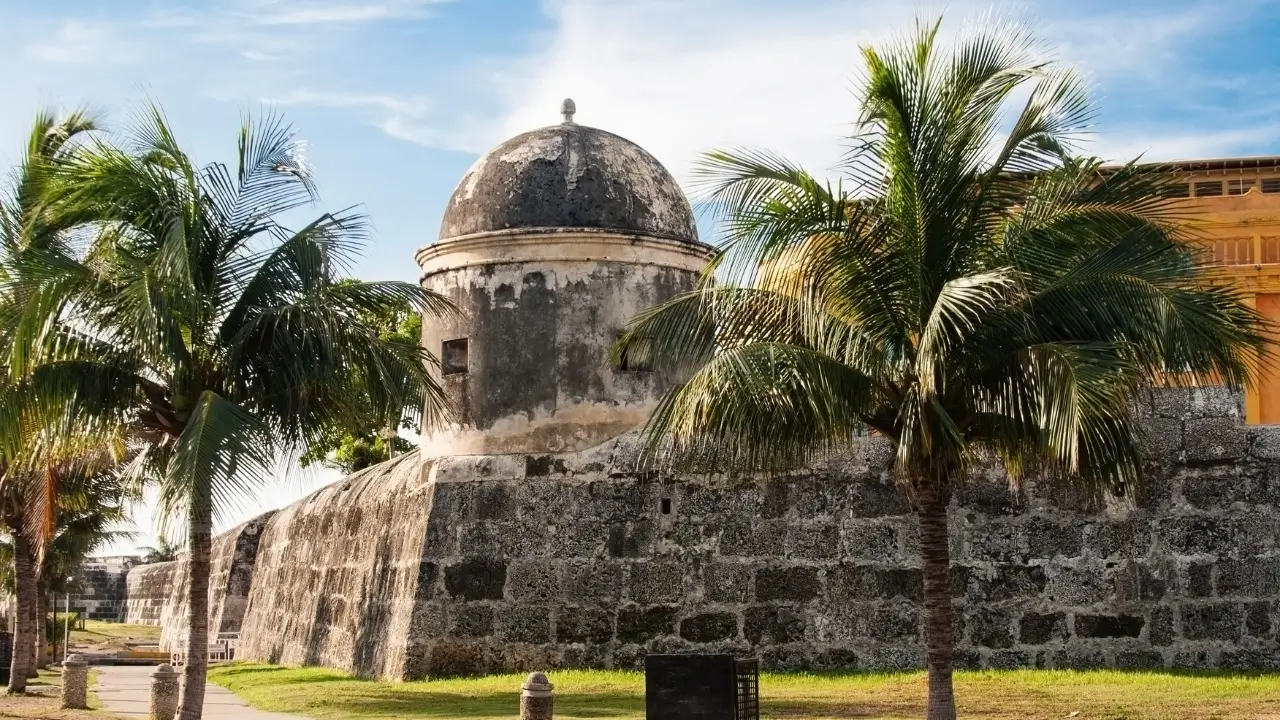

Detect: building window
1262,178,1280,194
1228,179,1255,195
442,338,468,375
1160,182,1190,199
616,334,653,372
1194,181,1224,197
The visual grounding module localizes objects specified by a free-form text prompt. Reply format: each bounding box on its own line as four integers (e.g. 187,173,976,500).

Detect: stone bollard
150,663,180,720
521,671,554,720
60,654,88,709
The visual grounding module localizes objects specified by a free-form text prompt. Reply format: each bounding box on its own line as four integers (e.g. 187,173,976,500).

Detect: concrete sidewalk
94,665,306,719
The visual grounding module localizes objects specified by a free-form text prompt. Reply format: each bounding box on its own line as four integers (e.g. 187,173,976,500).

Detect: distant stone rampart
123,511,275,652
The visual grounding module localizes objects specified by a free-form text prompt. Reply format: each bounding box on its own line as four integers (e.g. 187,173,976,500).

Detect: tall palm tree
620,19,1266,720
7,104,452,719
0,108,103,692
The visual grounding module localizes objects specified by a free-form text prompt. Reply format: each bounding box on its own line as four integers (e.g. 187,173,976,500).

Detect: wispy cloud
454,0,1275,185
27,19,132,66
239,0,452,26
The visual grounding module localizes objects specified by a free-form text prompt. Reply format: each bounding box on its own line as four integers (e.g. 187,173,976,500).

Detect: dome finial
561,98,576,124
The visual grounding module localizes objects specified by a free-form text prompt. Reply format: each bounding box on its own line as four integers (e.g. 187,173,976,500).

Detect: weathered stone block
839,522,900,562
606,522,655,558
616,605,677,644
1246,601,1273,638
744,605,807,644
1182,472,1251,509
1217,558,1280,597
547,520,609,557
507,560,562,602
986,650,1035,669
679,612,739,642
756,566,820,603
563,560,624,604
1220,648,1280,670
1149,606,1175,646
1185,418,1248,463
965,521,1024,564
1116,650,1165,669
719,520,787,557
1045,565,1109,606
1181,602,1243,641
445,558,507,601
1181,561,1214,598
500,605,552,644
870,601,920,642
1026,517,1083,560
1140,417,1183,459
1159,515,1234,556
1250,427,1280,460
968,608,1014,649
827,564,922,603
1019,612,1067,645
449,604,495,637
968,565,1046,603
629,561,684,604
425,639,488,677
786,523,840,560
1074,614,1144,638
1189,386,1241,418
557,607,614,644
702,563,752,603
1089,518,1153,559
1046,647,1108,670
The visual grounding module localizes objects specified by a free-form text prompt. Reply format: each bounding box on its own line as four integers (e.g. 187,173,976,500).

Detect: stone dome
439,103,698,242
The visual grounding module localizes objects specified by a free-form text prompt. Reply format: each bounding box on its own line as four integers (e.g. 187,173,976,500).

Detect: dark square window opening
661,498,672,515
442,338,468,375
1194,181,1224,197
616,334,653,372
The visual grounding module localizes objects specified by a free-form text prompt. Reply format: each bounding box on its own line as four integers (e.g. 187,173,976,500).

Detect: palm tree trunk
33,573,47,671
917,483,956,720
177,487,212,720
8,533,35,693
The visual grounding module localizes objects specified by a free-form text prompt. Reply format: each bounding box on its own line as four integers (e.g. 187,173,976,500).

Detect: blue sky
3,0,1280,550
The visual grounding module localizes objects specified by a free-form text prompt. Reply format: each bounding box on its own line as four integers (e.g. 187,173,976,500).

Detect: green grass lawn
208,663,1280,720
68,620,160,648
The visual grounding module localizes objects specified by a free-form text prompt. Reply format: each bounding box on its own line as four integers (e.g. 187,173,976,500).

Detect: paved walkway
94,665,306,719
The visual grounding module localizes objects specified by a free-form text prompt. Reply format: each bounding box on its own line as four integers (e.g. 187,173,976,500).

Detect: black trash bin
644,654,759,720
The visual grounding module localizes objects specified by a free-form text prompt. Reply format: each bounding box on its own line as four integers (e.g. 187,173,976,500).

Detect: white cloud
411,0,1267,187
27,19,131,66
240,0,452,26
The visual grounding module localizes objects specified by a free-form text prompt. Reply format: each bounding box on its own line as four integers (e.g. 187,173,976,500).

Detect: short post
60,654,88,709
150,663,180,720
521,671,554,720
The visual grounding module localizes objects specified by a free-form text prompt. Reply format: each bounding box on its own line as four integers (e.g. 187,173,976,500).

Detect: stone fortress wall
75,555,140,621
123,512,275,652
118,109,1280,678
125,385,1280,678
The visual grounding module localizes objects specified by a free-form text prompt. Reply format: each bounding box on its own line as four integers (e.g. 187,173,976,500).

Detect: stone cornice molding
416,228,717,278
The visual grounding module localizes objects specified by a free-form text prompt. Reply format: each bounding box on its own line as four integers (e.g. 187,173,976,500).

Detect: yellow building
1148,157,1280,423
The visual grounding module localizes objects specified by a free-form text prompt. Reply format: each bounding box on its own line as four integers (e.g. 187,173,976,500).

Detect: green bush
45,612,81,643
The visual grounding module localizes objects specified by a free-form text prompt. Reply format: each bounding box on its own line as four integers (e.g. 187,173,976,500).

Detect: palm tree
619,19,1267,720
0,109,102,692
8,104,452,718
138,535,181,565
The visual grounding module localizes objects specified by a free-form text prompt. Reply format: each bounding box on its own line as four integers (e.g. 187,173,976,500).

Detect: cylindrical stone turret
150,663,180,720
417,102,714,456
520,671,554,720
60,654,87,709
